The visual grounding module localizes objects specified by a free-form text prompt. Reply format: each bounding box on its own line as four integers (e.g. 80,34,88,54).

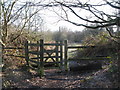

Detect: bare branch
8,3,27,23
57,2,109,24
7,0,18,22
65,19,116,29
10,9,41,42
105,26,120,39
104,0,120,9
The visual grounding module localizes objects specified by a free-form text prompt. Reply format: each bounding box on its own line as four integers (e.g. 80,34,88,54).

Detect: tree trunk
2,19,8,44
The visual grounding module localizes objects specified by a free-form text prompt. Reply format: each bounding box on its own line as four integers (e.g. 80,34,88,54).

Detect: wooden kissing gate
24,39,69,77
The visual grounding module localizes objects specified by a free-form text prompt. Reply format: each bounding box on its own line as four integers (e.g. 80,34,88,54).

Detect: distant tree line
52,26,105,43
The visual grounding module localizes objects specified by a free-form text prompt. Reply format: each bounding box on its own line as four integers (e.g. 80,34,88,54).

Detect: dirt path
2,64,115,88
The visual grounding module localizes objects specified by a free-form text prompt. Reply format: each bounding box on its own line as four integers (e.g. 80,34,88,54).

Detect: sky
39,0,114,31
42,10,86,31
4,0,115,31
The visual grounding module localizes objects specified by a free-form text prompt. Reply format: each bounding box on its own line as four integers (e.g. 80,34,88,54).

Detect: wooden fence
3,39,111,77
67,45,110,61
3,46,25,58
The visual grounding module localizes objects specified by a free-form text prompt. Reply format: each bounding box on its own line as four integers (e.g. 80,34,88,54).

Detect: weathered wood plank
25,41,29,66
44,56,61,58
6,54,25,58
27,43,39,46
55,41,59,66
29,60,61,65
67,46,96,49
64,40,69,71
39,39,44,77
68,45,115,49
44,49,61,53
29,59,39,64
68,58,110,61
30,57,40,59
60,41,63,68
28,43,63,46
44,61,61,64
31,56,61,60
44,43,63,46
28,51,40,55
3,47,24,49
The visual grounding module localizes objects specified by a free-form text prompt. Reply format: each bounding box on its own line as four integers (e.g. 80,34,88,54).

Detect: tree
44,0,119,40
51,0,120,75
53,27,67,41
36,0,120,74
0,0,43,45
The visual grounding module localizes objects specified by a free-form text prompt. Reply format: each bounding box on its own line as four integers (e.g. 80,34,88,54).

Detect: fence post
64,40,69,71
55,41,59,67
25,41,29,66
38,39,44,78
60,41,63,70
37,41,40,67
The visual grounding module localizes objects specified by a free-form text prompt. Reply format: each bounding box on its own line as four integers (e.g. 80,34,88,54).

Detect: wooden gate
25,39,68,77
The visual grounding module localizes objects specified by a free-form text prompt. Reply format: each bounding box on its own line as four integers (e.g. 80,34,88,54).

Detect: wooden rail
67,46,96,49
68,45,115,49
3,46,25,60
67,45,110,62
3,47,24,49
68,57,110,61
6,54,25,58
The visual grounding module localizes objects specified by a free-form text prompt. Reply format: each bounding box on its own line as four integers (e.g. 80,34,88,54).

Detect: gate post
64,40,69,71
38,39,44,78
25,40,29,66
60,41,63,70
55,41,59,67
